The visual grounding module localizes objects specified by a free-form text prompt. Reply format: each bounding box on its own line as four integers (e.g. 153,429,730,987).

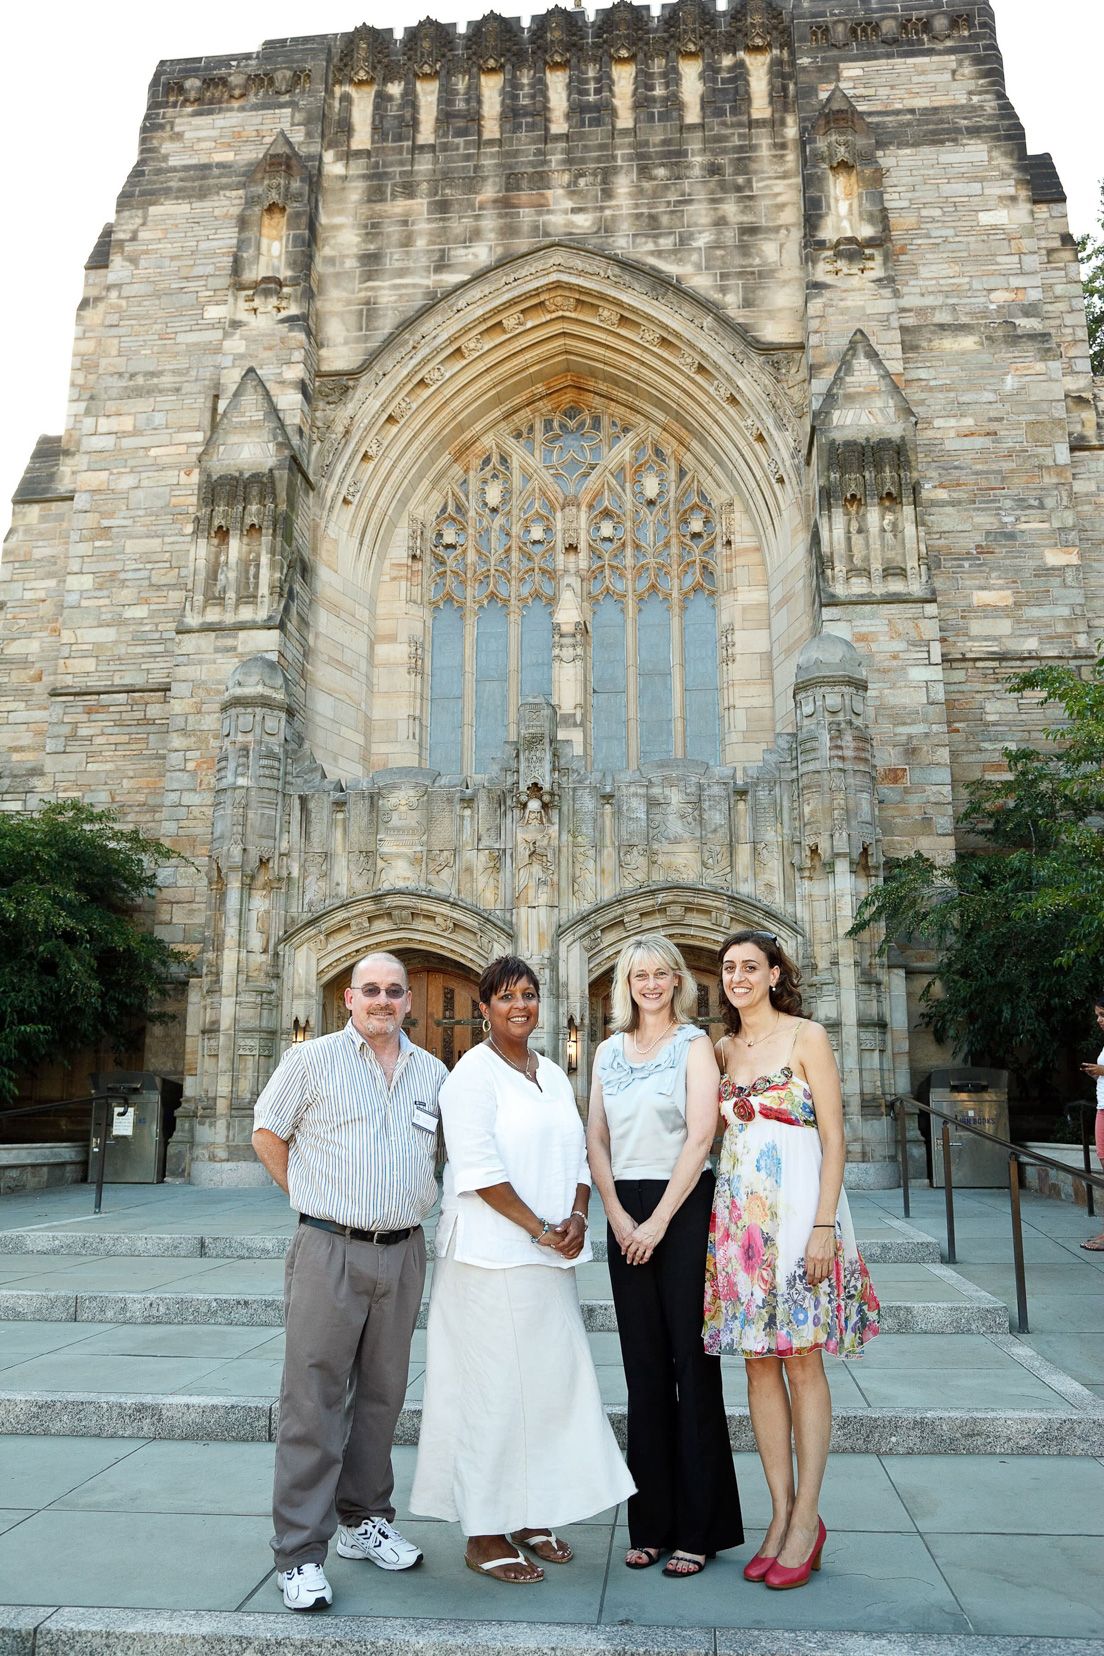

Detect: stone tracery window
425,402,720,774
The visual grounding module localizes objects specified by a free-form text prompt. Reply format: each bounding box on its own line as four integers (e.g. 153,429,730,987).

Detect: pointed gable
249,130,308,200
814,330,916,437
201,369,296,469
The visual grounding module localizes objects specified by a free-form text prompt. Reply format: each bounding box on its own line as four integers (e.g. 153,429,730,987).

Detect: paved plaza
0,1178,1102,1652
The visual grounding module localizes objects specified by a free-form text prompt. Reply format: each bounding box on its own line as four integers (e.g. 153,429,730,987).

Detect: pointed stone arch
317,242,808,577
309,242,814,771
276,890,514,1039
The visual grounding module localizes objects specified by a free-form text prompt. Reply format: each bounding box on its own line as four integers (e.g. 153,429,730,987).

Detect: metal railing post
896,1097,911,1218
91,1095,110,1216
1083,1107,1096,1220
1008,1154,1029,1334
941,1119,957,1264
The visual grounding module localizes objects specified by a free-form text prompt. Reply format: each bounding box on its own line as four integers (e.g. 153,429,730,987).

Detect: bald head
345,953,411,1049
350,952,408,990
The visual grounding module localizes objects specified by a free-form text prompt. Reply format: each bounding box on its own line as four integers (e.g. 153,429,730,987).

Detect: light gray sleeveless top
596,1023,706,1180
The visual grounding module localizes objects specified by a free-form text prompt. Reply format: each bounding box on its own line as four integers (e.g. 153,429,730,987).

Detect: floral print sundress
703,1049,880,1359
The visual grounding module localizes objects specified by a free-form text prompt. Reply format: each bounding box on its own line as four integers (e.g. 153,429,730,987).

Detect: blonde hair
609,935,698,1033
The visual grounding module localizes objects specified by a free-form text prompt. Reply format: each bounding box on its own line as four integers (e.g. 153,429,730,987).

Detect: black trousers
608,1172,743,1555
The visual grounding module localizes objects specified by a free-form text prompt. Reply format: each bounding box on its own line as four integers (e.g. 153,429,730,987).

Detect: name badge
413,1102,439,1135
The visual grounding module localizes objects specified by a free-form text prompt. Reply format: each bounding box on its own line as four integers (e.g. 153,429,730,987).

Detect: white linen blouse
436,1040,592,1270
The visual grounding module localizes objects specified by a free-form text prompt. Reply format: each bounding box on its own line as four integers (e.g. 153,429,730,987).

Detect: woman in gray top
587,934,743,1579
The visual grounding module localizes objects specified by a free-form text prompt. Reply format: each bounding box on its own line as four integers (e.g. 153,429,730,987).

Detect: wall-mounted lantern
292,1018,311,1043
566,1015,579,1073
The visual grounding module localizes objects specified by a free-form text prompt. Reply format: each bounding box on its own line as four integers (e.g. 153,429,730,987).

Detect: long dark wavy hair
717,930,805,1037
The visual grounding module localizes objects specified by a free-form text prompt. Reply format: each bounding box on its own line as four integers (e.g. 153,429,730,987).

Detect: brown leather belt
299,1213,414,1246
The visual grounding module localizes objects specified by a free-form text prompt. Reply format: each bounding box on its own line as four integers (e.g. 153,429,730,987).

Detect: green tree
850,649,1104,1101
0,801,190,1104
1078,181,1104,378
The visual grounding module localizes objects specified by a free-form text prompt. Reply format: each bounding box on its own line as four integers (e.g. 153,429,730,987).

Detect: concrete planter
0,1142,86,1196
1019,1141,1102,1208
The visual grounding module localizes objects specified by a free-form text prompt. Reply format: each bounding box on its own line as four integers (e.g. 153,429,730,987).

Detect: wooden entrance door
408,969,484,1069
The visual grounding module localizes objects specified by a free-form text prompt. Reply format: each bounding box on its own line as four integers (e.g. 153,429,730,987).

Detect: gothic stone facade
3,0,1100,1183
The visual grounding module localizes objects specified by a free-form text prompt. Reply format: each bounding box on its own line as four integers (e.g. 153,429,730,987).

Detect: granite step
1,1385,1102,1456
0,1224,941,1264
6,1608,1099,1656
0,1283,1009,1336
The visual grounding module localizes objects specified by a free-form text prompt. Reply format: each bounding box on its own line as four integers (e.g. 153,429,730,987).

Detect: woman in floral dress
703,931,879,1590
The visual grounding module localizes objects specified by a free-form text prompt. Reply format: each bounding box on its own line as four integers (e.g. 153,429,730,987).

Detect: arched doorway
321,951,484,1070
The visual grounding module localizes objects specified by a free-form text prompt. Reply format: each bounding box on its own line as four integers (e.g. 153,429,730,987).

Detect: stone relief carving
476,849,502,909
166,67,311,104
376,787,427,888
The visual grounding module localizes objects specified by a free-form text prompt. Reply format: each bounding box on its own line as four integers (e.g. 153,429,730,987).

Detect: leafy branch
0,801,194,1103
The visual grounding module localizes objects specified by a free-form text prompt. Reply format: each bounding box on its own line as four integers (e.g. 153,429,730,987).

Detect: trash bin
87,1072,176,1184
929,1066,1009,1188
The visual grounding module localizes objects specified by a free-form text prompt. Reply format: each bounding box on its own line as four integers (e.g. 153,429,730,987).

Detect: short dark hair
479,954,540,1005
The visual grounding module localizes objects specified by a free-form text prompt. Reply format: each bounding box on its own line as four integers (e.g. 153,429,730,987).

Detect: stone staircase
2,1212,1102,1457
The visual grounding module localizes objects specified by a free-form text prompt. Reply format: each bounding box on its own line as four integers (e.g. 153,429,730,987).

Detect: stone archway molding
316,240,809,577
279,889,514,1031
558,882,805,986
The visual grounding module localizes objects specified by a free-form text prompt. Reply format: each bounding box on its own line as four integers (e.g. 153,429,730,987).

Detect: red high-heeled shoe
763,1518,826,1590
742,1551,777,1583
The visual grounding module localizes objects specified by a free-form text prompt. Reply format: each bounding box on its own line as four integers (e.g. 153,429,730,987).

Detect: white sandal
464,1548,543,1583
509,1530,573,1564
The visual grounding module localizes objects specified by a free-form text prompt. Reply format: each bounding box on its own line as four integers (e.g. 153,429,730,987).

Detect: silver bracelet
531,1218,551,1245
570,1209,589,1229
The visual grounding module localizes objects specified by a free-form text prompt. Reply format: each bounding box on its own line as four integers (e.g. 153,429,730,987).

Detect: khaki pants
271,1221,426,1570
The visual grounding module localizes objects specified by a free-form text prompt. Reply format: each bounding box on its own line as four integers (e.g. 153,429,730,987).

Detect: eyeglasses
352,984,407,999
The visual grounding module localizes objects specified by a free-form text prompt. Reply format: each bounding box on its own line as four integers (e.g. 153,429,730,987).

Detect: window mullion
508,455,521,737
671,583,686,759
462,470,476,776
625,585,639,771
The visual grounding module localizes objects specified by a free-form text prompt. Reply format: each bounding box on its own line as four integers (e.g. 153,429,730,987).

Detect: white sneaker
276,1562,333,1610
336,1516,423,1571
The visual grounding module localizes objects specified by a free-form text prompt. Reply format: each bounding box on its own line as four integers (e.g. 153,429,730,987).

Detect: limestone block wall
1,0,1101,1142
794,0,1098,835
316,5,806,369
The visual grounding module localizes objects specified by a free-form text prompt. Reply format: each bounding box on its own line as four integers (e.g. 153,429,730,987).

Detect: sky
1,0,1100,515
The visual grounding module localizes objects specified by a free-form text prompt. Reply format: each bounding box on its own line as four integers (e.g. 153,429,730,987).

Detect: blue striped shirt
253,1023,447,1230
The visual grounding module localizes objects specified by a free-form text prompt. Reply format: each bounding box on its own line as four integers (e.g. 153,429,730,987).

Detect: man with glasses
252,952,447,1611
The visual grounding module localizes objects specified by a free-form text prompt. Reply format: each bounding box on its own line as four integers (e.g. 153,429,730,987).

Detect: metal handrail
0,1092,131,1216
891,1094,1104,1335
0,1096,97,1121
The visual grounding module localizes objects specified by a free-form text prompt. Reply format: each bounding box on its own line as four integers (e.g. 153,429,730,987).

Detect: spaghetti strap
786,1022,801,1061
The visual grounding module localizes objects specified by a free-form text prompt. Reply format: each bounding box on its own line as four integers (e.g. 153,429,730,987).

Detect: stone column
190,656,293,1185
792,634,896,1182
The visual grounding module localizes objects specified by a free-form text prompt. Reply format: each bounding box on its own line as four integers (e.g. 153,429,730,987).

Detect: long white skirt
410,1242,635,1535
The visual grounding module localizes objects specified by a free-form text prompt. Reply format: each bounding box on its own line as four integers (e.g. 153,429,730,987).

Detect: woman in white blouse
411,955,634,1584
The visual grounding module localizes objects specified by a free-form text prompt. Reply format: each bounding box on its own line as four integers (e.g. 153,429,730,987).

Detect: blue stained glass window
637,594,674,763
428,602,464,774
474,601,509,773
592,596,627,771
683,590,721,764
520,602,553,701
